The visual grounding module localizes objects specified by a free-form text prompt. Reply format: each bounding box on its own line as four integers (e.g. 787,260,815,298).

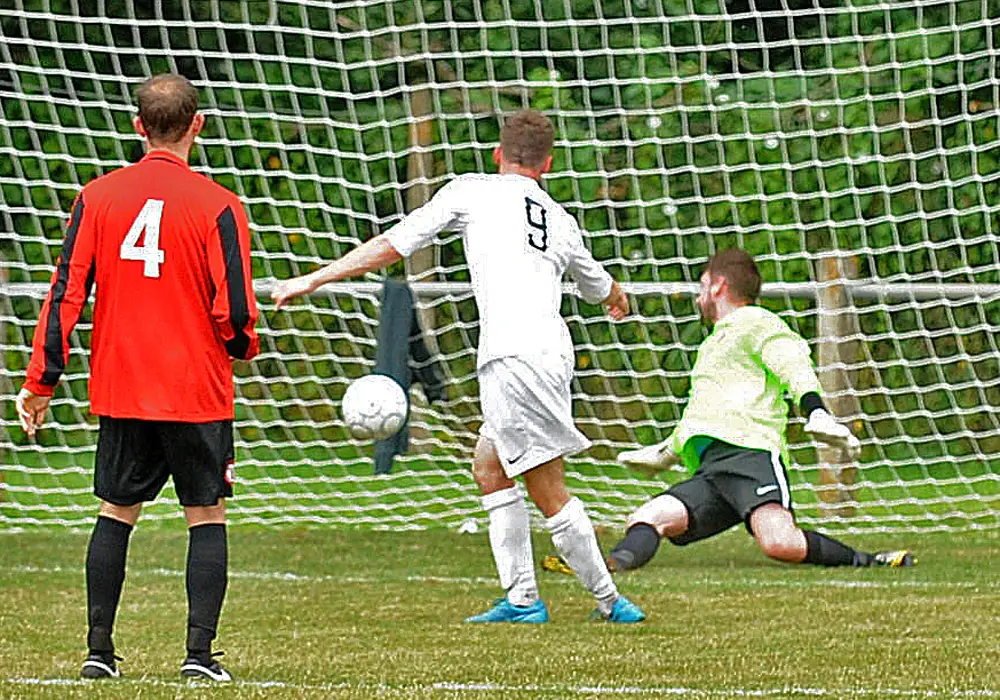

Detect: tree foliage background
1,0,999,526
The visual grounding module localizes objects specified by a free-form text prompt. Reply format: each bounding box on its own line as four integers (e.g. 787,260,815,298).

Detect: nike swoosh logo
508,451,527,464
756,484,779,496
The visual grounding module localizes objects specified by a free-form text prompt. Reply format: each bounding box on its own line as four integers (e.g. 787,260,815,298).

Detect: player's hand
271,274,318,310
15,387,50,438
617,440,683,477
603,281,629,320
804,409,861,461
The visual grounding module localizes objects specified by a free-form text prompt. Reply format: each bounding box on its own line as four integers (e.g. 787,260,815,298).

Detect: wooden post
405,87,439,354
0,265,10,502
815,254,861,517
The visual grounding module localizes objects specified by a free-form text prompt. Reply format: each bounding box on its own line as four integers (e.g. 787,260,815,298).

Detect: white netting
2,0,999,531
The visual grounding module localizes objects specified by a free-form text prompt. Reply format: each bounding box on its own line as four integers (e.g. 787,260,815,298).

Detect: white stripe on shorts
770,451,791,508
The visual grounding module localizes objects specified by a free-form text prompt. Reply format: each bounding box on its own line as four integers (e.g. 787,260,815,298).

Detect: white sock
482,486,539,607
547,497,618,614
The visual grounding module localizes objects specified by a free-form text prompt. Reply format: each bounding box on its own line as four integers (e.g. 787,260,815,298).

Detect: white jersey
385,173,613,368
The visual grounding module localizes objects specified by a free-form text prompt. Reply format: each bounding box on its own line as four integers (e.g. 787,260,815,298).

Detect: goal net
2,0,998,531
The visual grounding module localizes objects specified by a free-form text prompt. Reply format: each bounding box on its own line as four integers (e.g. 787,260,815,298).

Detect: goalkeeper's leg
607,494,691,571
749,504,914,567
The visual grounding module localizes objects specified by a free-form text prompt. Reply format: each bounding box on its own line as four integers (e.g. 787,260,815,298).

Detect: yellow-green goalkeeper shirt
668,305,822,473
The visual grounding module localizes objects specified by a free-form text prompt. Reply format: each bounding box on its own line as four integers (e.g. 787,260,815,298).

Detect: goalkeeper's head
133,73,204,150
696,248,762,325
493,109,555,180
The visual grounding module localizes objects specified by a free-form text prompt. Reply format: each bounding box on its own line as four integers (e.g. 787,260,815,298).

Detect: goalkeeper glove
617,440,683,477
804,409,861,461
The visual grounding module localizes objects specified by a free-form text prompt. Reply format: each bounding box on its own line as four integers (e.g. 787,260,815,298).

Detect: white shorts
478,355,591,478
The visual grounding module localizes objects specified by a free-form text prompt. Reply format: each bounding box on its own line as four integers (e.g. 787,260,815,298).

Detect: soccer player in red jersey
16,74,258,682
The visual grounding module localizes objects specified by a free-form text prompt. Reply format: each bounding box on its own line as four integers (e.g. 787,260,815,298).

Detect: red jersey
24,150,259,421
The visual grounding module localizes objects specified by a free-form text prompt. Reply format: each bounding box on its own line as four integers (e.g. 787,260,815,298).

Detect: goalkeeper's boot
181,651,232,682
873,550,917,567
465,597,549,623
541,554,574,576
590,595,646,623
543,553,635,575
80,651,121,679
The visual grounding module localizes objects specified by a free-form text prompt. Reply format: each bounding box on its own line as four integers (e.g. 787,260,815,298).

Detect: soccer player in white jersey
272,110,645,623
606,249,914,571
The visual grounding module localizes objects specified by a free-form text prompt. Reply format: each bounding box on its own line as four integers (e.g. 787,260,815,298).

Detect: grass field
2,525,999,699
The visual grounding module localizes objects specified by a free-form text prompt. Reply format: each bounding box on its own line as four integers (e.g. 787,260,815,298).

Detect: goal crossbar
5,281,1000,303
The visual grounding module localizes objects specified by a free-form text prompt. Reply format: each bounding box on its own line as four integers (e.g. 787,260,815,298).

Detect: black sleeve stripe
217,206,251,359
41,196,85,386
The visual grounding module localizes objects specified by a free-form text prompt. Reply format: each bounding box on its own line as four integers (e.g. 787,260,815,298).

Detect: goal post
2,0,999,531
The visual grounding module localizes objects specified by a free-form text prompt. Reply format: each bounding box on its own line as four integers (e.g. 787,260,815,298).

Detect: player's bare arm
271,235,402,309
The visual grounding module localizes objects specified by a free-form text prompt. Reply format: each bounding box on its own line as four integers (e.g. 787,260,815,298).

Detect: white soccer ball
341,374,408,441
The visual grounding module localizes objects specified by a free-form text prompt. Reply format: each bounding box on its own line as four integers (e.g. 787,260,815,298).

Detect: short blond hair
500,109,555,168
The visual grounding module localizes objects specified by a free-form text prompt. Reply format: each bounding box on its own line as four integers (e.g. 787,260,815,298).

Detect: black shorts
665,439,791,546
94,417,234,507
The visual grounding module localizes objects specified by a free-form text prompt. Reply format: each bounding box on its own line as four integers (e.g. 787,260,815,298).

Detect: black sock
608,523,661,571
803,530,871,567
85,516,133,654
186,524,228,659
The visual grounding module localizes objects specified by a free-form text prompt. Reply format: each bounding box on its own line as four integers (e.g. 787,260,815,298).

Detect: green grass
2,526,999,699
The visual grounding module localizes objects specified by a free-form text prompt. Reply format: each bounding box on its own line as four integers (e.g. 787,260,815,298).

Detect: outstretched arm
271,235,402,309
565,221,627,320
760,334,860,460
272,180,463,310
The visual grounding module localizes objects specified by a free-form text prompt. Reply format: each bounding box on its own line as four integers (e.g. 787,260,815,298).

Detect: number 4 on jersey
120,199,165,278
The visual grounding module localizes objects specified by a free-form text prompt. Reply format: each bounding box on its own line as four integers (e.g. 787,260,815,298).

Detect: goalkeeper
607,249,913,571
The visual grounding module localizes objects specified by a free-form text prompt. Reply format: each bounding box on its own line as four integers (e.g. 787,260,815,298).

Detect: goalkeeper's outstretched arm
759,334,861,460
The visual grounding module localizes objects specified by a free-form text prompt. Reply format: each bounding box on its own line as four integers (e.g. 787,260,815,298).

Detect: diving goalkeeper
607,249,913,571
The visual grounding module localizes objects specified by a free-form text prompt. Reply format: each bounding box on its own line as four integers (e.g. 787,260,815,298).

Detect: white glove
804,409,861,461
617,440,683,476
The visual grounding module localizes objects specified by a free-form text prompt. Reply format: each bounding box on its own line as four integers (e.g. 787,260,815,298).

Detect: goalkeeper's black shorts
94,417,234,507
663,439,791,546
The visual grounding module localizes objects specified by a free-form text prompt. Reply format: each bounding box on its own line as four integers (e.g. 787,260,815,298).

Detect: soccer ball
341,374,408,441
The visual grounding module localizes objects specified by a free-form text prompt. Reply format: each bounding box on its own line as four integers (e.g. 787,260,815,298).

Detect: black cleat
181,651,232,682
873,550,917,567
80,652,121,679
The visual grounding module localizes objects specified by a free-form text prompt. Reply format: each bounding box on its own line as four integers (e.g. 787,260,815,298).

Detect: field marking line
6,564,995,590
3,677,1000,697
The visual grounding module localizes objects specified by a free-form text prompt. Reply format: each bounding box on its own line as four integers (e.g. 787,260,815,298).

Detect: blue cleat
465,597,550,623
592,595,646,623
